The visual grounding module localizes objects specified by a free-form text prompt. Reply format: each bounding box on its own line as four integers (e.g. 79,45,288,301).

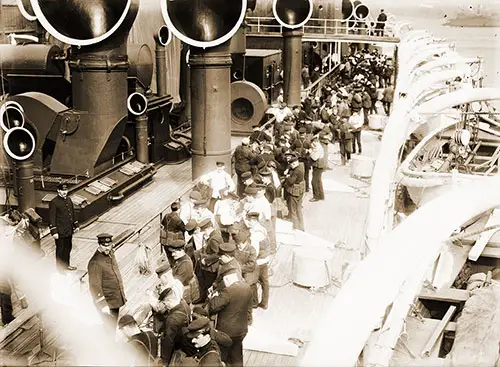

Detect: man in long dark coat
208,265,252,367
88,233,126,327
49,183,79,271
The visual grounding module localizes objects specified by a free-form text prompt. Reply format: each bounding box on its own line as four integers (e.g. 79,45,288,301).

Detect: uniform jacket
291,136,311,160
232,145,255,175
362,91,372,108
284,162,305,195
215,259,242,288
163,299,192,364
0,278,11,295
200,229,223,273
234,245,257,276
172,254,195,286
162,211,185,236
183,341,224,367
194,183,213,203
87,250,126,309
49,195,78,237
208,280,253,337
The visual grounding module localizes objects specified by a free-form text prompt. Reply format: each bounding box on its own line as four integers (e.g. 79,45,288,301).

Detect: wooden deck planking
6,134,380,365
243,132,380,366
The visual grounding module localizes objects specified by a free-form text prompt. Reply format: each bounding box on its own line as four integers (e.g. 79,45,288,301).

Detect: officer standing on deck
49,183,79,271
282,153,305,231
88,233,126,327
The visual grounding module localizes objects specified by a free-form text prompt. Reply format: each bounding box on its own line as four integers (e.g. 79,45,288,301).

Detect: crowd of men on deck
0,46,395,367
101,47,394,367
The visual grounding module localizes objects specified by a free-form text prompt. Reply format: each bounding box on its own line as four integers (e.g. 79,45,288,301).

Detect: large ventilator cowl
160,0,248,48
28,0,134,46
272,0,313,29
4,127,36,161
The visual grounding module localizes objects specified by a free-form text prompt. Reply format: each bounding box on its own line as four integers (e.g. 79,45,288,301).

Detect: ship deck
2,132,382,365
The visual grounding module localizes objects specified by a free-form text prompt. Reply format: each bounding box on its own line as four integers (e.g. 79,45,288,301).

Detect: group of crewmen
103,159,279,367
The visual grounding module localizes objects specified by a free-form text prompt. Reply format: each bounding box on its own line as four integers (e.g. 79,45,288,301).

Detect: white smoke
0,219,146,366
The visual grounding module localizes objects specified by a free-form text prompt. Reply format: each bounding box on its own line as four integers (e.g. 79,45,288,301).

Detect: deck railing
246,16,396,39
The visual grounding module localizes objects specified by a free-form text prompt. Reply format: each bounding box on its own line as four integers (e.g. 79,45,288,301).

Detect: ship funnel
154,25,173,47
127,92,148,116
29,0,134,46
1,102,25,132
160,0,248,48
272,0,313,29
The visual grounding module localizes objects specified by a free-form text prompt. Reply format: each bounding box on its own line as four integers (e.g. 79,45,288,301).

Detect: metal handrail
246,16,396,38
303,64,340,98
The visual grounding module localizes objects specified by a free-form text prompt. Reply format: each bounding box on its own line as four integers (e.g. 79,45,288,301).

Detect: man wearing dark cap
233,230,257,324
232,138,256,197
196,218,223,303
157,284,192,366
208,263,252,367
49,183,79,271
214,242,242,289
118,314,158,364
310,134,326,202
233,230,256,284
181,317,224,366
249,125,272,145
291,127,312,193
88,233,126,327
165,239,198,304
283,154,305,231
184,219,198,265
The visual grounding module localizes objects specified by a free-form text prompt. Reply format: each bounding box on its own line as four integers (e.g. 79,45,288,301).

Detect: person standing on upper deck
376,9,387,36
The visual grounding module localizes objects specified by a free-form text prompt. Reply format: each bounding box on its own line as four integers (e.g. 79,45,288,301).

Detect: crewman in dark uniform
0,278,14,326
208,265,253,367
282,153,305,231
117,314,158,364
160,201,185,252
291,127,312,192
232,137,256,197
158,286,192,366
214,242,242,291
87,233,126,327
233,230,257,324
165,238,199,304
197,218,223,303
49,183,79,271
182,317,225,366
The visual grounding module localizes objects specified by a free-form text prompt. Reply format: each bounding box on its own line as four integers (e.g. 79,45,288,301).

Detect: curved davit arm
301,174,500,366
